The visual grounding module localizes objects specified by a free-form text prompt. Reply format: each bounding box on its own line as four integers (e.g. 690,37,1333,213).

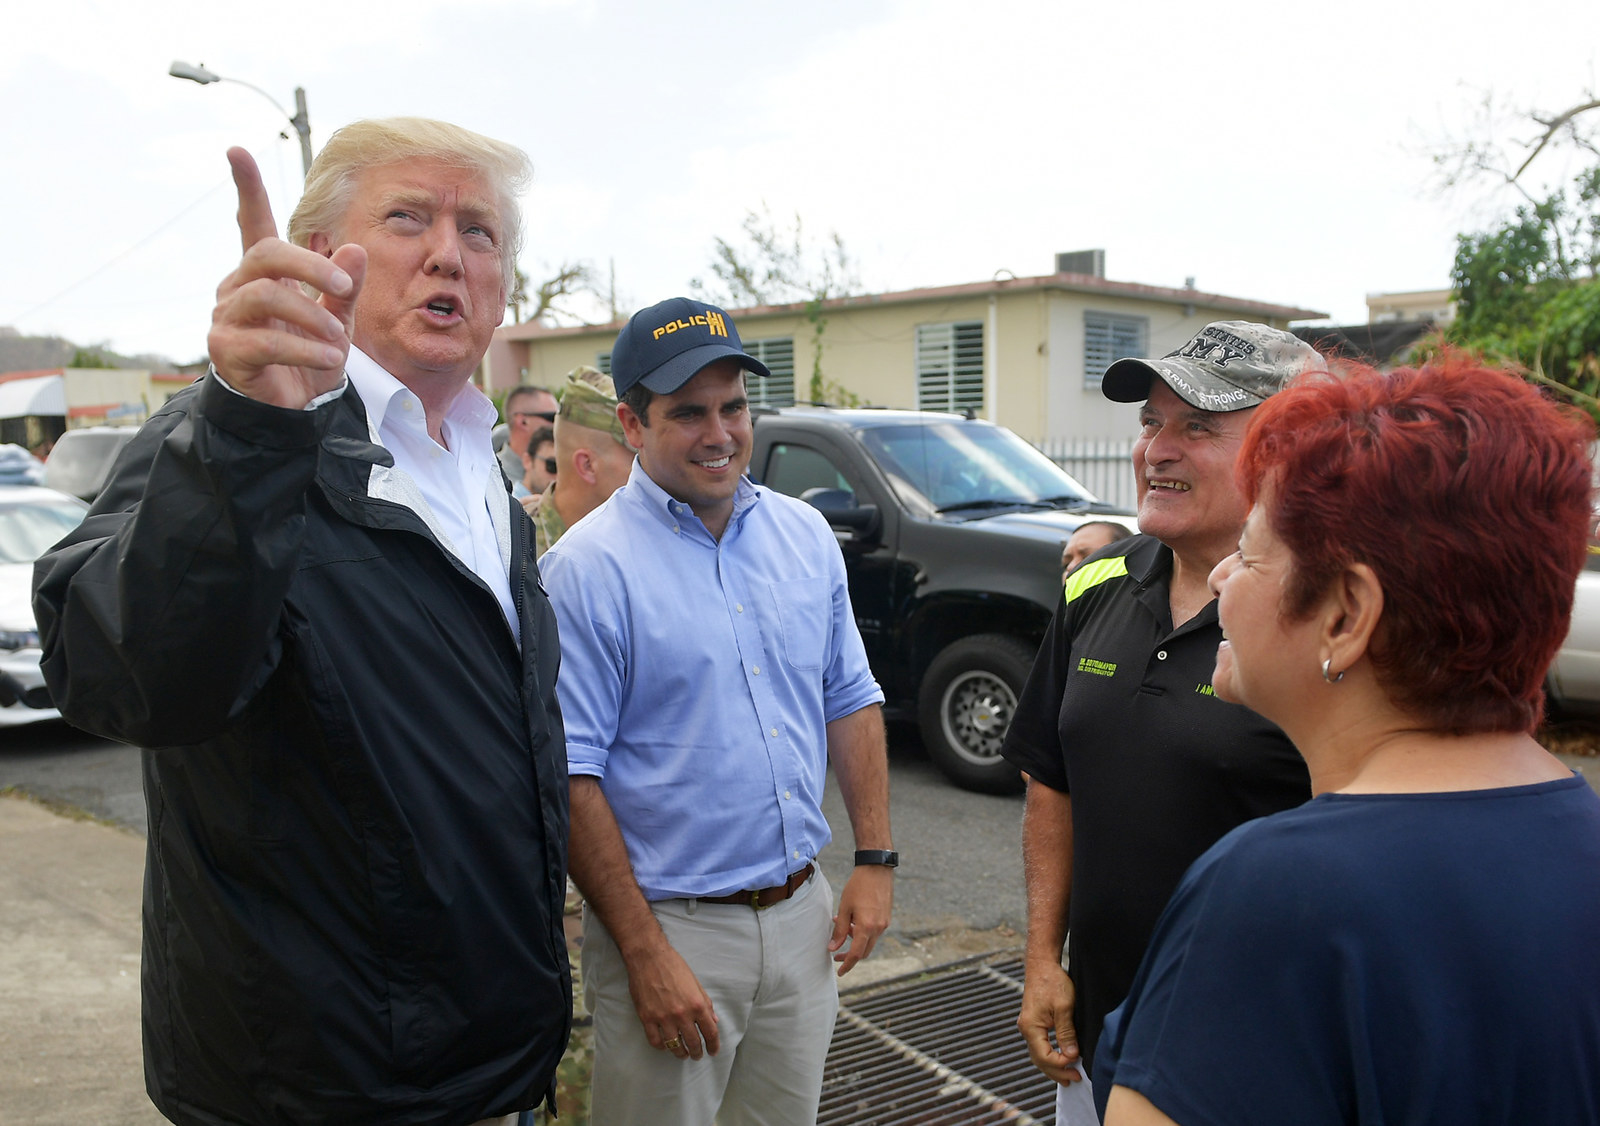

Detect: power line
12,176,233,325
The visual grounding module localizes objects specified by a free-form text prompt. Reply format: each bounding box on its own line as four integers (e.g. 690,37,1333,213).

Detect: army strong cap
557,366,630,448
609,297,771,397
1101,320,1323,412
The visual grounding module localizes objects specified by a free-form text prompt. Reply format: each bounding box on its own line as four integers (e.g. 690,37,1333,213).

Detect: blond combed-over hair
287,117,532,296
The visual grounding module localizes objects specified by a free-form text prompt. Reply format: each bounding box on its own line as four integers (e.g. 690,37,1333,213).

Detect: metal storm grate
819,956,1055,1125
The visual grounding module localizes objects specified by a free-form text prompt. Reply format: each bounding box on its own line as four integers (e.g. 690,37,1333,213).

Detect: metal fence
1034,436,1136,511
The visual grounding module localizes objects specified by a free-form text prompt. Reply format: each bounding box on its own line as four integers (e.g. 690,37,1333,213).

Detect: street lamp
169,60,313,179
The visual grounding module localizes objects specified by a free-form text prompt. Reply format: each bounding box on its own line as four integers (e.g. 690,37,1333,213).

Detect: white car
1548,538,1600,717
42,426,137,502
0,485,89,726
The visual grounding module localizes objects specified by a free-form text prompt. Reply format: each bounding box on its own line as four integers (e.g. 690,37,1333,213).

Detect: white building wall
1043,294,1290,442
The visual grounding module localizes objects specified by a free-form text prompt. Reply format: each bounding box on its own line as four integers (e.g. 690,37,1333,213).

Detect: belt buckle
751,888,775,911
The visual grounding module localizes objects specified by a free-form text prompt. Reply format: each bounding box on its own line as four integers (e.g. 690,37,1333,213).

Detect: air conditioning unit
1055,249,1105,278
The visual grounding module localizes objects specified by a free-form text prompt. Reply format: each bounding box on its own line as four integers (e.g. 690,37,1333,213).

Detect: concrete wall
61,369,152,426
1040,298,1303,443
506,335,618,394
500,288,1310,441
1043,295,1206,442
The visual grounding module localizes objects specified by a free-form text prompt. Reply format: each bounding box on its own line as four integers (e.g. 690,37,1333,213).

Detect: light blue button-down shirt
539,459,883,901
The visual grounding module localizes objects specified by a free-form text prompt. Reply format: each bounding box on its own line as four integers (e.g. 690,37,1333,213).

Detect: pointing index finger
227,147,280,255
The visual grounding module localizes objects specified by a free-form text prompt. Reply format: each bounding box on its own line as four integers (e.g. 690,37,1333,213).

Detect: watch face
856,849,899,868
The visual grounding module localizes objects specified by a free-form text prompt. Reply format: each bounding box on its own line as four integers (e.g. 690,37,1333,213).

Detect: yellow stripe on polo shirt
1064,555,1129,605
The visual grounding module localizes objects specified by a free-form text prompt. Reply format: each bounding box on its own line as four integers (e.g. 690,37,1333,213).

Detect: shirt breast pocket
770,577,830,672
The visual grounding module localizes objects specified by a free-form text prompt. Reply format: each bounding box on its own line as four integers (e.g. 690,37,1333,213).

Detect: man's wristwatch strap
854,849,899,868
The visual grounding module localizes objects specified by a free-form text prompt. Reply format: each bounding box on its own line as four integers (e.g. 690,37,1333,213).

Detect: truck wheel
917,634,1033,795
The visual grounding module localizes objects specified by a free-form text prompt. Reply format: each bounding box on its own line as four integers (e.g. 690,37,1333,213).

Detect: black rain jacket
33,375,571,1126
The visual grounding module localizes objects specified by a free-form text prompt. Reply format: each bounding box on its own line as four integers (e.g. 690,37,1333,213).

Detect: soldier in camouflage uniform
523,365,635,558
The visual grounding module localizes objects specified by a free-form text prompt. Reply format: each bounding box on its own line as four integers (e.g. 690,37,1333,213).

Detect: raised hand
206,148,366,409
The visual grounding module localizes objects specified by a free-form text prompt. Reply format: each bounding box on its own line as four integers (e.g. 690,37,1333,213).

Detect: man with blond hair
34,118,570,1126
521,365,635,555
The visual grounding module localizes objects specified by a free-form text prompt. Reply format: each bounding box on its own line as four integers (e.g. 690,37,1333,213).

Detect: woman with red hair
1096,355,1600,1126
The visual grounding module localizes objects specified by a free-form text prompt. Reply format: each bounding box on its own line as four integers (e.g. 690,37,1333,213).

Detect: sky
5,0,1599,365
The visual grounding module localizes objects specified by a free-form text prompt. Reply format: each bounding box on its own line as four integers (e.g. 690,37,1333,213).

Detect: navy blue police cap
610,297,771,397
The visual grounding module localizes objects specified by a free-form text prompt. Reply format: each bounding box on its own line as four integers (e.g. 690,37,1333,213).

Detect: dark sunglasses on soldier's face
513,410,557,423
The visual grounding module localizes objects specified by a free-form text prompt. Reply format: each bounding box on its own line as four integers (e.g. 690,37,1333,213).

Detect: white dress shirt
342,347,518,642
217,349,519,641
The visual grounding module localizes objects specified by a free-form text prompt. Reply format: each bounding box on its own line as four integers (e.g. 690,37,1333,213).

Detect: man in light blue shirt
539,296,894,1126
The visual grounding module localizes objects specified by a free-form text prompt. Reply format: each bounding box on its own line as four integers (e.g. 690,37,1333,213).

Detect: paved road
0,718,1026,1124
5,718,1598,1126
0,718,1031,940
822,722,1026,936
9,716,1599,944
0,721,148,833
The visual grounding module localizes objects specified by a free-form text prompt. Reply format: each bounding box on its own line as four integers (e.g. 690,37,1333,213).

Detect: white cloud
4,0,1598,359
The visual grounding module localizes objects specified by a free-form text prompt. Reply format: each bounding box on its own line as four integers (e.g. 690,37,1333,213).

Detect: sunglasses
542,457,558,476
513,410,557,423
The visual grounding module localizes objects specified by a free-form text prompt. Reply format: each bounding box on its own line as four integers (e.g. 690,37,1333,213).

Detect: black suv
749,406,1134,794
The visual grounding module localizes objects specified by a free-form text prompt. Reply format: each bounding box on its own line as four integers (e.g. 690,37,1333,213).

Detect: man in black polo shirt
1002,321,1322,1118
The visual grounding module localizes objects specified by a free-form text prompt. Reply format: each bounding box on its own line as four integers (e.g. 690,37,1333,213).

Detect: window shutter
916,321,984,412
745,338,796,407
1084,313,1148,387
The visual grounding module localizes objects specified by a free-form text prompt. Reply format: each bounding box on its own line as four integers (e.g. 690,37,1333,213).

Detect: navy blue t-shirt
1095,774,1600,1125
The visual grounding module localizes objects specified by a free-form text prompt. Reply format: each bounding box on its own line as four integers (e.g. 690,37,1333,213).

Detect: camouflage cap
1101,320,1323,413
558,365,629,447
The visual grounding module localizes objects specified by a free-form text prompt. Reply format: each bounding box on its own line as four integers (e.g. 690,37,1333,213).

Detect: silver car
0,484,88,726
42,426,137,502
1548,535,1600,716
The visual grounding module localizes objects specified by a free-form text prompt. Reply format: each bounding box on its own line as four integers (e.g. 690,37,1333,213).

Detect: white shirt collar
344,345,499,443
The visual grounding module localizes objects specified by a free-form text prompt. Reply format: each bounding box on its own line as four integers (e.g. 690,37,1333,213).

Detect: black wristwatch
854,849,899,869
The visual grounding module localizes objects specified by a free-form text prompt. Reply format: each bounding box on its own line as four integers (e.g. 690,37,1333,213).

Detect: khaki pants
583,869,840,1126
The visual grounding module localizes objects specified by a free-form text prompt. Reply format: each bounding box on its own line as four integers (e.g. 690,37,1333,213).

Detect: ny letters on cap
1101,320,1323,412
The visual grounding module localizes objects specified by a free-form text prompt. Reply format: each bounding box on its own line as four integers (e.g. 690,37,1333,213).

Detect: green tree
1438,93,1600,411
690,205,863,404
69,347,119,369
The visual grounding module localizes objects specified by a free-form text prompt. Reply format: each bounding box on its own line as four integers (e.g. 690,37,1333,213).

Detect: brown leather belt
697,864,814,910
